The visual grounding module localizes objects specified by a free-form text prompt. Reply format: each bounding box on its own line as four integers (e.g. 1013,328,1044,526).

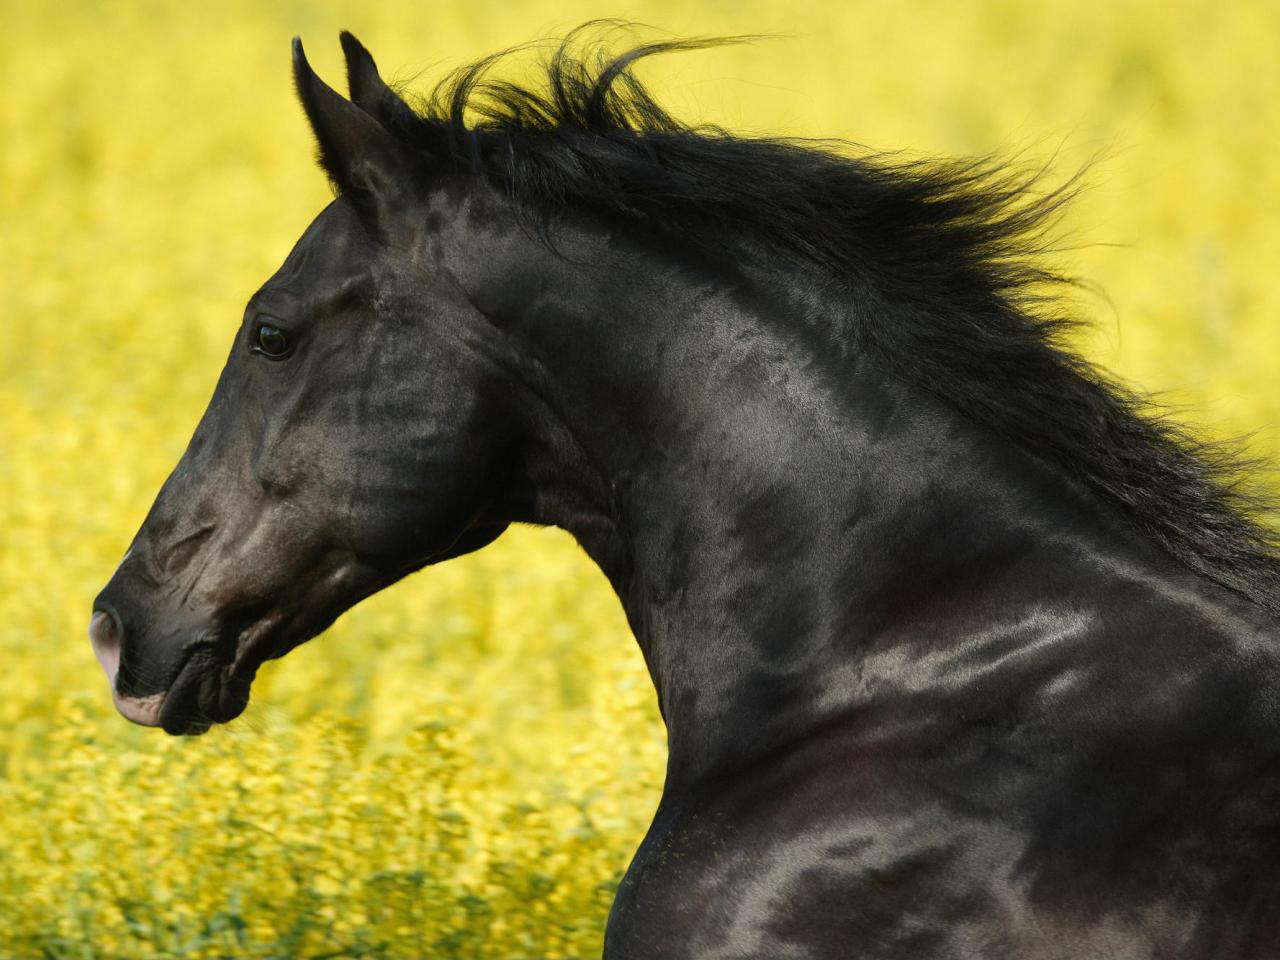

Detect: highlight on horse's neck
481,233,1115,780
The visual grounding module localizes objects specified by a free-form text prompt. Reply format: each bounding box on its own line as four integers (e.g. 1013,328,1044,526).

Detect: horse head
90,37,516,734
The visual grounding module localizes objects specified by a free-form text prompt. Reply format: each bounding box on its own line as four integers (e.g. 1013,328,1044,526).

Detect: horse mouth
106,647,249,736
155,645,255,736
94,595,313,735
87,595,292,735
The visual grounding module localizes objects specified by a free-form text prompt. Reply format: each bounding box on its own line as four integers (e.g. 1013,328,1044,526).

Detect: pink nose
88,609,165,727
89,610,121,686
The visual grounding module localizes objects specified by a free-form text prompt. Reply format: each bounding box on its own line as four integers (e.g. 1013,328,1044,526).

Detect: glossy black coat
92,32,1280,959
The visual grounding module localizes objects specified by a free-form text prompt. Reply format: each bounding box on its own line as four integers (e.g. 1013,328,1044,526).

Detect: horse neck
442,201,1271,793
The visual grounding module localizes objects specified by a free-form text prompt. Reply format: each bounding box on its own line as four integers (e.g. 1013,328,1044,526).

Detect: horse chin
154,646,255,736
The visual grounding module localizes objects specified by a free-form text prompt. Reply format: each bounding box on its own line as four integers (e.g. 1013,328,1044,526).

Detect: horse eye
254,323,291,359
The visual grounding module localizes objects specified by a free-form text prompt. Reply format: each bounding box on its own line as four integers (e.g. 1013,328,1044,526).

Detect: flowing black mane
367,26,1280,613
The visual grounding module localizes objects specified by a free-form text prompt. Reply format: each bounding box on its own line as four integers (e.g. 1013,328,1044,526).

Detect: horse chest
603,778,1026,959
602,768,1280,960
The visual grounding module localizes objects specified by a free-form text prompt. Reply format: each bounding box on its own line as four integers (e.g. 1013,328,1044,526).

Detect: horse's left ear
292,37,417,237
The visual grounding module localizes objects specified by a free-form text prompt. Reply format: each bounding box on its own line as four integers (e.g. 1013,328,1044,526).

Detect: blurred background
2,1,1278,956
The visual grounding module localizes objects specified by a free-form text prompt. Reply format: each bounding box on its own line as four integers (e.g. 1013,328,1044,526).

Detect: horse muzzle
88,603,255,736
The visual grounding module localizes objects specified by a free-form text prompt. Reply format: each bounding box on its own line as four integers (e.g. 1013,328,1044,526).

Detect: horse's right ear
339,31,420,133
292,37,418,238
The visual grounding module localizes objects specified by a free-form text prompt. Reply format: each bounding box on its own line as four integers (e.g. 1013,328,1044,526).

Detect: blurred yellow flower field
2,1,1277,957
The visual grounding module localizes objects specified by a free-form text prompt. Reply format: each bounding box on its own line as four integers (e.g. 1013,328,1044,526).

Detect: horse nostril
89,609,122,687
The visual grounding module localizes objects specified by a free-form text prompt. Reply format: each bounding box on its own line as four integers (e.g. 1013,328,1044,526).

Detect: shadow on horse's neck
440,190,1264,794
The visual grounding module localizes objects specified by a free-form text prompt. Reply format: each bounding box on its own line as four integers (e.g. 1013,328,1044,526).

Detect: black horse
90,29,1280,959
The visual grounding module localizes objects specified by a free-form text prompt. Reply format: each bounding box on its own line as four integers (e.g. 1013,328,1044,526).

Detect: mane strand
384,25,1280,614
